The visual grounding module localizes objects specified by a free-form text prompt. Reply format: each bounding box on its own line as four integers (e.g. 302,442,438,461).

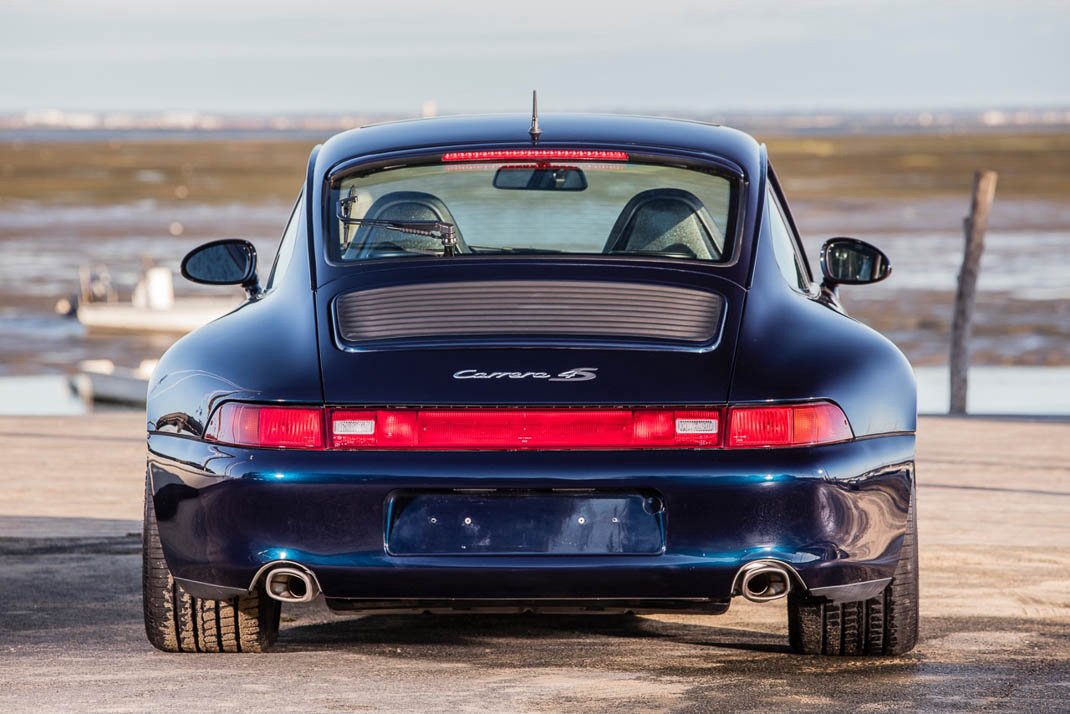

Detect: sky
1,0,1068,115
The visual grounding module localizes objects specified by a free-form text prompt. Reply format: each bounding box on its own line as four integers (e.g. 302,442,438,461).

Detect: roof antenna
529,90,541,145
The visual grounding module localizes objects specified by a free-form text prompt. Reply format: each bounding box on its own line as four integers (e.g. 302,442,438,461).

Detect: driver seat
603,188,721,260
344,191,466,259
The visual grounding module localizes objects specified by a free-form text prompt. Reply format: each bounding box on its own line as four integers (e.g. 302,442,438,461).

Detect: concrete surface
0,413,1068,712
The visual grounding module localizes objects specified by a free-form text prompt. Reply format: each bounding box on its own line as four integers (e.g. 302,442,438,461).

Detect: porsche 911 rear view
144,112,917,657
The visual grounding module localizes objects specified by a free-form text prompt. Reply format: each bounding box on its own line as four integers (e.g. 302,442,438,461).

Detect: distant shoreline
5,124,1070,145
0,129,338,144
3,105,1070,141
3,130,1068,204
0,131,1065,374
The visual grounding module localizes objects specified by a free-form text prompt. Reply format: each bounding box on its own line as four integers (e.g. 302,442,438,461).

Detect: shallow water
0,375,86,415
799,229,1070,301
913,366,1070,416
0,201,286,375
0,200,286,305
0,200,1067,377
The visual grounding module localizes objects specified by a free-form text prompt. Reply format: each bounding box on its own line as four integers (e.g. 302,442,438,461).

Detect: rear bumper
148,433,914,608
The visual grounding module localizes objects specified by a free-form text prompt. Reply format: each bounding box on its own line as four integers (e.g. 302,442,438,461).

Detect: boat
77,298,239,334
64,264,240,334
71,359,157,407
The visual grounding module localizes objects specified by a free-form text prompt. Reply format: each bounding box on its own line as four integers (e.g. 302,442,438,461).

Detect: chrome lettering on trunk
453,368,598,382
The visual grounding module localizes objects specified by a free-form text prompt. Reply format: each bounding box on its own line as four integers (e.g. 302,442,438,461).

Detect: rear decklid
316,259,743,406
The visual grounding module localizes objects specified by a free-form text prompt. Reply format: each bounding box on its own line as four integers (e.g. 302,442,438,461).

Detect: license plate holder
385,491,665,556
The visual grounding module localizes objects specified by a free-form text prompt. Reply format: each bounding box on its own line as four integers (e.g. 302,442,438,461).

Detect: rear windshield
329,160,738,263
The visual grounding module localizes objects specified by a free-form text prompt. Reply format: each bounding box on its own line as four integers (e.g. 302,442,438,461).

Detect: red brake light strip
203,402,852,451
441,149,629,163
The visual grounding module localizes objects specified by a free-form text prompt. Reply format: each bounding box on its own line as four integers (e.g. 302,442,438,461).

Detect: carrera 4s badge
453,368,598,382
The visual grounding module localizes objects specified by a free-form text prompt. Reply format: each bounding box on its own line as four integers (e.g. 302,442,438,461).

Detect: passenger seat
603,188,721,260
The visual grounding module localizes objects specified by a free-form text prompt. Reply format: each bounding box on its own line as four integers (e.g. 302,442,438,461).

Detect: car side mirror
181,239,260,297
820,237,891,290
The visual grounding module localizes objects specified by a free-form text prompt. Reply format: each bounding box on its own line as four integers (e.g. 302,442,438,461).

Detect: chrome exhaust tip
737,561,793,603
263,565,319,603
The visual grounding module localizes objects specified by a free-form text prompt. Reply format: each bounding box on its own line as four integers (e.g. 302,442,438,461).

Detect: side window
265,194,304,291
766,190,809,292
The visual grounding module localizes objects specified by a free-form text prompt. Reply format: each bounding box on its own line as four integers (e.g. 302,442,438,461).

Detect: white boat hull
77,298,239,334
73,371,148,406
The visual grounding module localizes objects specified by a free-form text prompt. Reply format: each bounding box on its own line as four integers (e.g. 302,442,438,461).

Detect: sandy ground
0,413,1068,711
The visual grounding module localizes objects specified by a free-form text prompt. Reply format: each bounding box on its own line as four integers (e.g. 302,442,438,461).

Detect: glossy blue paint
148,432,913,604
726,155,917,434
148,113,917,611
315,261,745,405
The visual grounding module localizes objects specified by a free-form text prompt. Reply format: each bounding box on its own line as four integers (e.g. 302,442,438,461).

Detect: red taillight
203,402,850,450
205,404,325,449
726,402,852,448
441,149,629,163
330,408,719,450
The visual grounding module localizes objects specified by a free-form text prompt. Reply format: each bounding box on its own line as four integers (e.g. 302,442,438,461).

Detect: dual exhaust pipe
262,560,792,605
736,560,793,603
263,565,319,603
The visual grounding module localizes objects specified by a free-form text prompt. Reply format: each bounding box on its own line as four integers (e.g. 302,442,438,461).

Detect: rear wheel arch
143,472,280,653
788,486,919,656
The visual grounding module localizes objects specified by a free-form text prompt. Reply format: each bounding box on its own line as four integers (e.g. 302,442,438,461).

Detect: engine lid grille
334,280,724,348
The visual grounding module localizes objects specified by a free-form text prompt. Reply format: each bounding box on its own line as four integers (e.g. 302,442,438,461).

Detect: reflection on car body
145,112,915,657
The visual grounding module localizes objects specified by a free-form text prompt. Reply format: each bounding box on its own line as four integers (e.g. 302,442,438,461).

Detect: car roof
314,113,763,178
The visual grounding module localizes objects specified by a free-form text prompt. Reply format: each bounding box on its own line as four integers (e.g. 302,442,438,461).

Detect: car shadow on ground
279,611,793,655
273,612,946,683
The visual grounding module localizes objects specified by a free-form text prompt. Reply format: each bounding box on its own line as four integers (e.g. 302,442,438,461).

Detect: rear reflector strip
441,149,629,163
202,402,851,451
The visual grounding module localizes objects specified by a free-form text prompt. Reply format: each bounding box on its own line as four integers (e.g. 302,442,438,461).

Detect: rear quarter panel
146,208,322,437
729,178,916,438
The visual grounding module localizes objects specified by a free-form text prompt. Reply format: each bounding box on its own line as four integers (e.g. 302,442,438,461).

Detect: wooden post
949,170,998,414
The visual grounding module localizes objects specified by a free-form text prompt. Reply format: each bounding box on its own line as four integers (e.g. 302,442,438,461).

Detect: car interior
343,191,468,260
602,188,722,260
343,186,723,260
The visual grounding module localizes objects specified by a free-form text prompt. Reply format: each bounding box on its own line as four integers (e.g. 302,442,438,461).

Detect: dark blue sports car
143,112,917,656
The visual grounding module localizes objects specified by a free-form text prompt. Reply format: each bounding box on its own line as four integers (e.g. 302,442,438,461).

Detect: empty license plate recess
385,491,666,555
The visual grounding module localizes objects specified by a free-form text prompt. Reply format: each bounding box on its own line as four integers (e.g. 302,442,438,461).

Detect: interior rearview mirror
820,237,892,286
493,166,587,191
181,239,260,294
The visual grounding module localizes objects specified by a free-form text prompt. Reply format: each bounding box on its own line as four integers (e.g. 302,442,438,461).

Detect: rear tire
142,476,280,653
787,488,918,656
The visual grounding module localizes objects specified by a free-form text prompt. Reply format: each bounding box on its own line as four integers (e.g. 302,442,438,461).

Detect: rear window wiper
343,218,459,257
339,197,459,256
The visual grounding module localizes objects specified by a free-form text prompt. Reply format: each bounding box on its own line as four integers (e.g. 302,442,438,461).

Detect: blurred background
0,0,1067,414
